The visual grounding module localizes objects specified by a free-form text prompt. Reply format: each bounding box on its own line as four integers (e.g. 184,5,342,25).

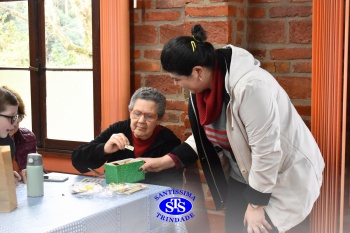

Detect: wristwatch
250,203,259,209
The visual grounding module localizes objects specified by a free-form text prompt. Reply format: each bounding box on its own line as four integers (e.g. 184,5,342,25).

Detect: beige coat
185,45,324,232
223,45,324,232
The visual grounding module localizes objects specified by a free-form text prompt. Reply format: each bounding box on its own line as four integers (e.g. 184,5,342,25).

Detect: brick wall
248,0,313,126
131,0,313,232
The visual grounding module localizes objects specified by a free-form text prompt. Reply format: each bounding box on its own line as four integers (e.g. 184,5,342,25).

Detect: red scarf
196,63,224,125
132,126,161,157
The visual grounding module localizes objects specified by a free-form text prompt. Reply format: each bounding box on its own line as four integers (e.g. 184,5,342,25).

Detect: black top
0,134,15,159
72,119,183,188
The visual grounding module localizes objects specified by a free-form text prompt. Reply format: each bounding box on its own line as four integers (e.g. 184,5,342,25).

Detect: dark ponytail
191,24,207,43
161,24,216,76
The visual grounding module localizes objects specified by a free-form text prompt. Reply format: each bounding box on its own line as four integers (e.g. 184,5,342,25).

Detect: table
0,173,188,233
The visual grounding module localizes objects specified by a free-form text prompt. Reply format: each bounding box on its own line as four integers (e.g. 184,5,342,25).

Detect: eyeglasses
0,113,19,125
131,110,158,122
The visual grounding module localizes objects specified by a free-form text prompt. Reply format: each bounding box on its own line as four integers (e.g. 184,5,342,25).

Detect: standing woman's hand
104,133,130,154
139,155,175,173
244,204,272,233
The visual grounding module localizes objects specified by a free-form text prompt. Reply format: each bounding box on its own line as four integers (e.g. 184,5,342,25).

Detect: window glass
44,0,94,142
46,71,93,141
0,1,29,67
0,2,31,130
0,70,32,130
1,0,99,149
45,0,92,68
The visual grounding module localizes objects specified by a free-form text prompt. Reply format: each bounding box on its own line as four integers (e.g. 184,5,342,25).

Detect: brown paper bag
0,146,18,212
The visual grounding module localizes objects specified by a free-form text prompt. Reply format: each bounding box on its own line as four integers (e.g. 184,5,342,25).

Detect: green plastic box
104,158,145,184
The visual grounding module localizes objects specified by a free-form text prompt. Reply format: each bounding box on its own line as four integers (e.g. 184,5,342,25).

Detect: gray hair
128,87,166,119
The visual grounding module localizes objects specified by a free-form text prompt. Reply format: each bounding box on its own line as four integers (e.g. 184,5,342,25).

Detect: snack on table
71,178,104,194
107,183,147,194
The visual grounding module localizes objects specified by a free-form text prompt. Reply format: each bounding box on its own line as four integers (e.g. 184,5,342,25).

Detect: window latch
29,66,39,72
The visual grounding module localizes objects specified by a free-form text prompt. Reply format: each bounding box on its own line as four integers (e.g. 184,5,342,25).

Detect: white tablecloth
0,173,188,233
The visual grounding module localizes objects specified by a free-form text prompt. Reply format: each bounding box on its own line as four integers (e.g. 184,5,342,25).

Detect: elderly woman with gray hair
72,87,183,188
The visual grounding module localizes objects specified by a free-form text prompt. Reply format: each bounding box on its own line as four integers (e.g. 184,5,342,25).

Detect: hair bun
191,24,207,42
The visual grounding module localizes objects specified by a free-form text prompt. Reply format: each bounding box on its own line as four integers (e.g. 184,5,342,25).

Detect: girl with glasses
0,87,21,184
2,86,37,184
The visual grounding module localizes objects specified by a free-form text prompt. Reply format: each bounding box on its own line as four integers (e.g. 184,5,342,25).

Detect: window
0,0,101,153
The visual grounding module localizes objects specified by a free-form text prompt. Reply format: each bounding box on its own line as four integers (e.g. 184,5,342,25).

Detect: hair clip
192,35,200,42
191,41,196,52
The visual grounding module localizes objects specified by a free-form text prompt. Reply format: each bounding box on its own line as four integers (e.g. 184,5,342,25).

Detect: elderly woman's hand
104,133,130,154
139,155,175,173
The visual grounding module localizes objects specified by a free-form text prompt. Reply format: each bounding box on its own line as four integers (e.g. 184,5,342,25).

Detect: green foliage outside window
0,0,92,68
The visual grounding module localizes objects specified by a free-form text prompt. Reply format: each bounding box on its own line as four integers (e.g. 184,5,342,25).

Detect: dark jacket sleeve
243,186,272,206
141,126,183,189
71,120,132,173
169,142,198,167
71,121,182,174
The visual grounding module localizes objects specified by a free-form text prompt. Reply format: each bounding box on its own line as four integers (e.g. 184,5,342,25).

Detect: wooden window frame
29,0,101,154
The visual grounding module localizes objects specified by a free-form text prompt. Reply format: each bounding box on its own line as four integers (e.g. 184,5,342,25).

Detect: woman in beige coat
140,24,325,233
